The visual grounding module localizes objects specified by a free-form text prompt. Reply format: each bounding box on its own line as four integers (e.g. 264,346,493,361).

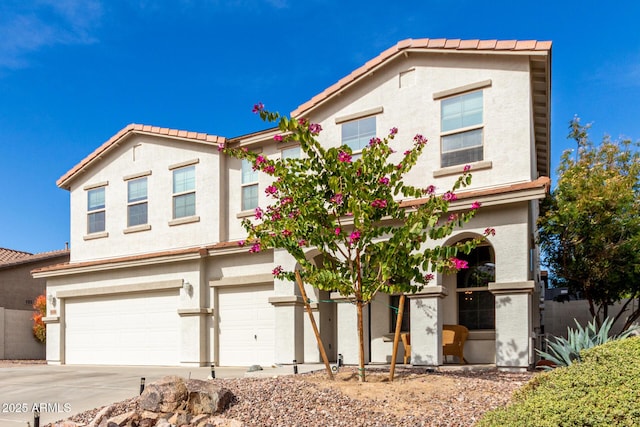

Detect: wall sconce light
47,294,57,307
183,281,193,293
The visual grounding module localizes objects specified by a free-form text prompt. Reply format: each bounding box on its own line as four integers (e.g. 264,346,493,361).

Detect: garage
217,284,275,366
65,290,180,365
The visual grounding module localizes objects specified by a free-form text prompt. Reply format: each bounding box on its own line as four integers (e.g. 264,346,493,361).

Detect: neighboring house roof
57,124,226,190
0,248,32,264
290,37,552,178
0,249,70,270
32,177,550,276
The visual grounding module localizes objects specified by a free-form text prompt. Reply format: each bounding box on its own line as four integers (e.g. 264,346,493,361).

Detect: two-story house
34,38,551,370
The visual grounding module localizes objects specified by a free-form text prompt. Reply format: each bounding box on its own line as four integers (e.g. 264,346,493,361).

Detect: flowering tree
32,294,46,343
224,104,492,381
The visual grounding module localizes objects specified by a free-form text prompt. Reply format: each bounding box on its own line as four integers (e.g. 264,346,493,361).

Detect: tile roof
0,248,69,269
0,248,32,264
291,37,552,118
57,124,226,190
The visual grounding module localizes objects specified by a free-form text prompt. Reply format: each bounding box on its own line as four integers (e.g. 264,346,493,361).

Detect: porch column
409,286,447,366
331,292,369,365
43,298,64,365
489,281,535,370
269,296,305,364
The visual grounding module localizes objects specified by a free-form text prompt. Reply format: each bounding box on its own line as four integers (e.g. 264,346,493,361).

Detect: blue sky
1,0,639,254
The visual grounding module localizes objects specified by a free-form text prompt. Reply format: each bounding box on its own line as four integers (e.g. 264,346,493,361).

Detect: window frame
127,177,148,227
389,294,410,333
172,165,196,219
341,115,376,159
87,186,106,234
439,89,485,168
456,244,496,330
241,158,259,211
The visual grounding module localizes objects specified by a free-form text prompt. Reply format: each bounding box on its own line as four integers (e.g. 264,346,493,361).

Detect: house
33,38,551,370
0,247,69,359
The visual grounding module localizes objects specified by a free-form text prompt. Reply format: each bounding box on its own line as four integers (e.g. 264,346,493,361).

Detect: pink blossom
281,197,293,205
378,177,390,185
273,134,283,142
298,118,307,126
371,199,387,208
369,137,381,146
338,151,352,163
282,229,292,237
330,193,344,205
252,103,264,113
448,213,458,222
309,123,322,134
334,227,341,235
249,243,261,253
217,142,225,152
389,127,398,136
263,165,275,174
357,168,362,177
424,273,435,282
396,163,403,169
471,201,481,210
253,155,266,170
254,207,263,219
450,257,469,270
442,192,457,202
463,164,471,172
346,212,353,216
238,240,245,246
265,185,278,195
349,230,361,244
484,227,496,236
403,150,412,156
413,134,427,145
424,185,436,195
272,212,282,220
272,265,283,276
298,239,306,247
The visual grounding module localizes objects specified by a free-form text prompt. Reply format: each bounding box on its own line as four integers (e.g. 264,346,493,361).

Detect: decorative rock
167,411,191,425
138,375,188,412
89,404,116,427
185,379,234,415
106,410,138,426
246,365,263,372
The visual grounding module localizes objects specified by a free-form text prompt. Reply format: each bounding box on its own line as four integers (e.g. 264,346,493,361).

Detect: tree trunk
356,299,366,382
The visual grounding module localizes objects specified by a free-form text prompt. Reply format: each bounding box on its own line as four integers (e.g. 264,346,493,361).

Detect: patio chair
400,332,411,364
443,324,469,364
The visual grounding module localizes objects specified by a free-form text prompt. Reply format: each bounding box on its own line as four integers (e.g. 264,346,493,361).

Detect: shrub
537,317,638,368
32,294,46,343
479,337,640,426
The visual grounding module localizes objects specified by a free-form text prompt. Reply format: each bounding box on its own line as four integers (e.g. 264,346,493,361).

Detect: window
281,146,300,159
457,245,495,330
87,187,106,234
390,295,410,333
342,116,376,156
241,159,258,211
441,91,483,167
173,165,195,219
127,177,148,226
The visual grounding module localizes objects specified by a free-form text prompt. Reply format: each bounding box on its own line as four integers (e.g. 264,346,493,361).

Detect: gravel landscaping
47,366,534,426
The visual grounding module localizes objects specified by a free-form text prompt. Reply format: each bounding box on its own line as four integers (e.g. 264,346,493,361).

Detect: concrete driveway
0,363,305,426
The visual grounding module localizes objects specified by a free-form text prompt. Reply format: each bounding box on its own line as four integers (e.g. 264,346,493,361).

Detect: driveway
0,363,301,425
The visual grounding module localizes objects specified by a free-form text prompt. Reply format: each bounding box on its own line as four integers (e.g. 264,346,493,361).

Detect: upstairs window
281,146,300,159
441,91,483,167
127,177,148,226
87,187,106,234
241,159,258,211
342,116,376,158
173,165,195,219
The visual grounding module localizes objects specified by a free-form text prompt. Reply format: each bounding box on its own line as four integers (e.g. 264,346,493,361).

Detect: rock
106,410,138,426
246,365,262,372
167,411,191,425
89,404,116,427
185,379,234,415
138,375,188,412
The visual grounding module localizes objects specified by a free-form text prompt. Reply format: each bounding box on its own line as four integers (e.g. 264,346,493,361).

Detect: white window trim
433,79,492,100
241,158,259,211
172,166,196,220
86,185,107,235
439,89,485,168
126,177,148,228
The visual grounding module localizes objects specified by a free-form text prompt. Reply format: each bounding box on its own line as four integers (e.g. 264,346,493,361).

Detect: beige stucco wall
68,135,223,262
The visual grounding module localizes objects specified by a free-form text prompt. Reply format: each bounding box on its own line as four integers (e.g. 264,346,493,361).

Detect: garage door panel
218,285,274,366
65,291,179,365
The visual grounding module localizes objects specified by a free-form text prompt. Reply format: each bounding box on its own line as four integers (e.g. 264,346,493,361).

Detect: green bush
479,337,640,427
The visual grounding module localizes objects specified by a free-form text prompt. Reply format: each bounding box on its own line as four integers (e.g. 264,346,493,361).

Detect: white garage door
65,290,180,365
218,285,275,366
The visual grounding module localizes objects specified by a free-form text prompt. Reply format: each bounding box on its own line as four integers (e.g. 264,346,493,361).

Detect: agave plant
537,317,638,369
